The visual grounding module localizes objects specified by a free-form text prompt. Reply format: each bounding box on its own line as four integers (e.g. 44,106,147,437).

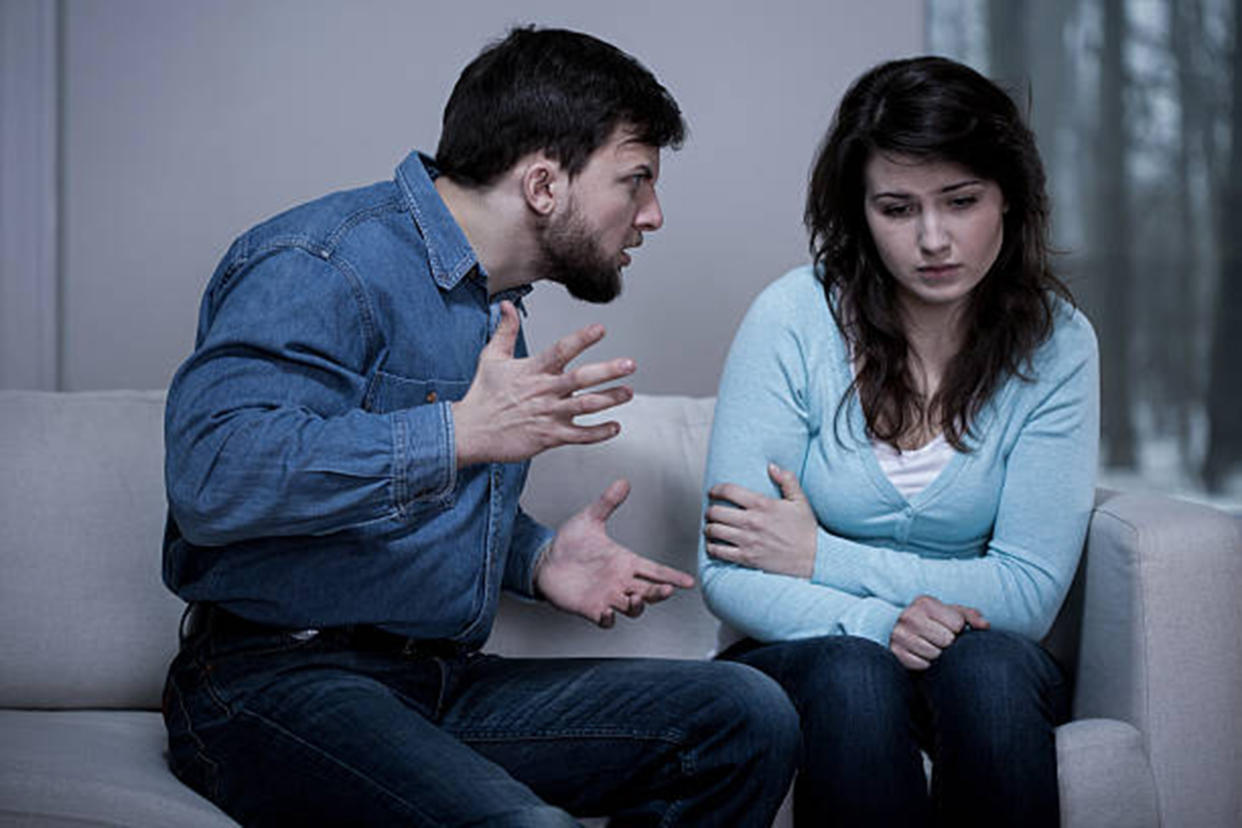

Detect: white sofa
2,389,1240,827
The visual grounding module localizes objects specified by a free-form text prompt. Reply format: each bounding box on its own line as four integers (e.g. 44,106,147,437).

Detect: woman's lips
918,264,961,279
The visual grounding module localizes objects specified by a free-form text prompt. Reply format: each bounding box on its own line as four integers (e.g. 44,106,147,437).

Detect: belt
181,602,472,658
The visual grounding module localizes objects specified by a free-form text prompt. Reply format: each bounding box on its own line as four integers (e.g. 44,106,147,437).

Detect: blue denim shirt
163,151,554,647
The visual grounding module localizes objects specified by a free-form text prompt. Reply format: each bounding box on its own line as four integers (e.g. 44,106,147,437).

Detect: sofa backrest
493,394,721,660
0,390,181,710
0,390,719,711
501,392,1089,674
0,389,1087,711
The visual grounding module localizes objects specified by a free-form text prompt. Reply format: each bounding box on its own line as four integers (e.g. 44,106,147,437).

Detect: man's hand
453,300,636,468
703,464,818,579
536,479,696,628
889,594,990,670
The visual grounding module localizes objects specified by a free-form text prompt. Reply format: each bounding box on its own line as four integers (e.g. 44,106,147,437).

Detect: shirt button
425,391,437,403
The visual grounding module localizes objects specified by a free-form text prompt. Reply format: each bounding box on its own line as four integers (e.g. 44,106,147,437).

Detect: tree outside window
928,0,1242,510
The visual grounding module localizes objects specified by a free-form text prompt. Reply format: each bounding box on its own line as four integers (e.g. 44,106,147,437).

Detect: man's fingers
641,582,676,602
634,558,695,590
558,421,623,446
620,599,646,619
563,386,633,417
614,591,651,619
559,359,637,394
483,300,520,359
585,479,631,523
608,580,676,623
536,323,607,373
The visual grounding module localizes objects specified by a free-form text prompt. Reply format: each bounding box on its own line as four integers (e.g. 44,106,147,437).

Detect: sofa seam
1086,507,1160,821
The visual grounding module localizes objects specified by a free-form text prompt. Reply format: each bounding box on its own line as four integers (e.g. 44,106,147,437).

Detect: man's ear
521,157,561,217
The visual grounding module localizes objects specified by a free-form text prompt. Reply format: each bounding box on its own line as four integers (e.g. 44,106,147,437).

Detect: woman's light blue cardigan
699,265,1100,648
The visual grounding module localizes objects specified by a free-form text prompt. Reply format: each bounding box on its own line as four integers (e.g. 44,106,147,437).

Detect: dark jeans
720,630,1069,828
163,608,799,827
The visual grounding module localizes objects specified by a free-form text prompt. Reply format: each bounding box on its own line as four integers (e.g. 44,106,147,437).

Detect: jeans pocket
164,666,223,802
196,629,326,710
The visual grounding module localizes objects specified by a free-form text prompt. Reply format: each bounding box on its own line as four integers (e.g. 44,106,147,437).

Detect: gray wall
55,0,921,394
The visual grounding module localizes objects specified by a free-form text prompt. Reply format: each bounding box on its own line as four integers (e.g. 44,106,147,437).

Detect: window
928,0,1242,510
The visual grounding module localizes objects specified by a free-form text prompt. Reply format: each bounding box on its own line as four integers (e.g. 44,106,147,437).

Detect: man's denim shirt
163,152,554,647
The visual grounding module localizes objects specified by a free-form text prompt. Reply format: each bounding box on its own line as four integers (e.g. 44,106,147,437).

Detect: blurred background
929,0,1241,508
2,0,1238,511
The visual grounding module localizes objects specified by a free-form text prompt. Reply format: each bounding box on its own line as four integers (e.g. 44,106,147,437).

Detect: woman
699,56,1099,826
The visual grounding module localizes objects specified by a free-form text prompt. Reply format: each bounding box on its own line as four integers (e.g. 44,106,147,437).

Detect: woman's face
863,152,1006,320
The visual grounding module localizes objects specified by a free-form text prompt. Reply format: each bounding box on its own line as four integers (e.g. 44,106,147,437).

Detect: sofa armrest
1074,490,1242,828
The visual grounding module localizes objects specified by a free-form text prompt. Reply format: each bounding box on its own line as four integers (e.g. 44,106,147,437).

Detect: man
162,26,798,826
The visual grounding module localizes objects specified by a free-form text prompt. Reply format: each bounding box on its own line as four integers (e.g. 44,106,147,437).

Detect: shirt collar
394,151,480,292
394,152,534,307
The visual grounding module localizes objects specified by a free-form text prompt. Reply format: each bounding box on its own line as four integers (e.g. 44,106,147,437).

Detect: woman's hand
890,594,990,670
703,464,818,578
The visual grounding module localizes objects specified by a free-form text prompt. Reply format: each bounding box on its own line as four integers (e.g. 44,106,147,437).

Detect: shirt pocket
367,370,470,415
365,370,471,515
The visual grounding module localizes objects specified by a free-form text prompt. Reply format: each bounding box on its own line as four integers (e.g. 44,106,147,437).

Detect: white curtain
1,0,59,390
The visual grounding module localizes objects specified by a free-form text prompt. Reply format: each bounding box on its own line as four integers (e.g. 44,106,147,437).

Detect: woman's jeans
721,629,1069,827
163,608,799,827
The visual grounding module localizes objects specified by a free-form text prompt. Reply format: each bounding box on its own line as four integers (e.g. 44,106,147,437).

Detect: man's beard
537,201,623,304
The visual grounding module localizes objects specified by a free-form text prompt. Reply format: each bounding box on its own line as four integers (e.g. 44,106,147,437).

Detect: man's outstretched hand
453,300,636,467
535,479,696,628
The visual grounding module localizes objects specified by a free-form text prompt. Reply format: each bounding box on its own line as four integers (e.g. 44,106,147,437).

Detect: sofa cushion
0,709,235,826
0,390,182,709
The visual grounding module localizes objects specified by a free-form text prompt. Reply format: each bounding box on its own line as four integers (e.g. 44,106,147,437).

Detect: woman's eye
950,195,979,209
882,204,913,218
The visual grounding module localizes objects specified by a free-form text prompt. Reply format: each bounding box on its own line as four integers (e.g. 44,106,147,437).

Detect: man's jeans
164,610,799,826
722,629,1069,827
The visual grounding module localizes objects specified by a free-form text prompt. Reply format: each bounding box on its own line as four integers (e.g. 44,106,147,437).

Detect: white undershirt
870,433,954,499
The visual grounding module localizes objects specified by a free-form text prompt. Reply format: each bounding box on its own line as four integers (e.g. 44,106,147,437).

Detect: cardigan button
425,391,437,403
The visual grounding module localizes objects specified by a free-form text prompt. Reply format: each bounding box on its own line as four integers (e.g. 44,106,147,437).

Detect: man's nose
636,190,663,232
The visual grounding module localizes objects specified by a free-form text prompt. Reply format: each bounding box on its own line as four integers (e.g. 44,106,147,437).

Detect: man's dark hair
435,26,685,187
805,56,1074,452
